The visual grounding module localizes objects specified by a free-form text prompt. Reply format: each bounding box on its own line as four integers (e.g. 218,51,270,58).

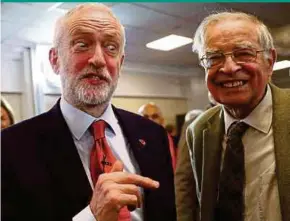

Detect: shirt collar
224,84,272,134
60,98,119,140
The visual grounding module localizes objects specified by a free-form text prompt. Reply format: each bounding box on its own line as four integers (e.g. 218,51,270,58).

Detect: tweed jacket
175,84,290,221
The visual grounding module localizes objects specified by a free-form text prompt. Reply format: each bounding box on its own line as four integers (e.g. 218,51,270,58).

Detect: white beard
60,67,118,106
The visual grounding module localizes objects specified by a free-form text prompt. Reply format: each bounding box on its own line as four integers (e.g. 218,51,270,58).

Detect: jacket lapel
112,106,155,177
200,108,224,221
113,107,175,221
39,102,92,214
271,84,290,221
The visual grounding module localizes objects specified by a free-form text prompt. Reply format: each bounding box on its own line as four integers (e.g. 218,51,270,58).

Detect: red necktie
90,120,131,221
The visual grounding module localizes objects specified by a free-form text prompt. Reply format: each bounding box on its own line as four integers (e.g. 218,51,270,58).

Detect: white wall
180,69,209,111
43,70,191,99
1,46,209,123
1,56,25,123
116,72,184,98
1,58,23,92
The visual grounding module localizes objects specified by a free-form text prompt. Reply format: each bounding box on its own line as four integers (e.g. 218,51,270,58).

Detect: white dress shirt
222,85,282,221
60,98,143,221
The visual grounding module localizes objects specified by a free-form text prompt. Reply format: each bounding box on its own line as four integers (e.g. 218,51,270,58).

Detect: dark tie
90,120,131,221
216,121,249,221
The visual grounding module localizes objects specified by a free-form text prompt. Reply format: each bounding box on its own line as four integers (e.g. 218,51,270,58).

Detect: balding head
53,3,126,54
138,103,164,126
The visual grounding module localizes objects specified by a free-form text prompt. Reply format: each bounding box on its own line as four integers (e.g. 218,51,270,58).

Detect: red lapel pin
138,139,146,147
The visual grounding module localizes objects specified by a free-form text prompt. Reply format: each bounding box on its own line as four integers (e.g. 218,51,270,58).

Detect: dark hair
1,98,15,125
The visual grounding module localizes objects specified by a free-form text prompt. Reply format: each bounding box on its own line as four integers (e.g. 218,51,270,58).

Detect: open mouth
81,73,109,83
220,80,247,88
86,75,102,80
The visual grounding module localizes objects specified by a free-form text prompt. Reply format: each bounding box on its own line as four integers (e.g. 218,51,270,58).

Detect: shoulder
2,112,50,136
187,105,222,136
270,83,290,102
186,105,223,150
1,105,61,146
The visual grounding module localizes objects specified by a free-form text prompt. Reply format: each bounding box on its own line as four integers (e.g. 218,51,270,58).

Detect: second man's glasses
200,48,267,69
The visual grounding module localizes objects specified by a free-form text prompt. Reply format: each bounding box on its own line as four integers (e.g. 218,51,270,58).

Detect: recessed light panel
146,34,192,51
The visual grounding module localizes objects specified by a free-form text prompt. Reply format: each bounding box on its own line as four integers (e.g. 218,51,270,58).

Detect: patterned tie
90,120,131,221
216,121,249,221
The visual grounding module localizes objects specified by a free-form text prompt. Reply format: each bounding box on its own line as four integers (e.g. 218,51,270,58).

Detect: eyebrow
205,43,257,54
69,25,105,34
234,42,256,49
70,27,121,41
205,49,223,54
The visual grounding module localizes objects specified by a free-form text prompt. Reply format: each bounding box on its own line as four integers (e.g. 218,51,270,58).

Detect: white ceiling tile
111,3,185,32
1,3,48,24
20,3,59,10
16,10,65,44
125,26,164,46
134,3,216,20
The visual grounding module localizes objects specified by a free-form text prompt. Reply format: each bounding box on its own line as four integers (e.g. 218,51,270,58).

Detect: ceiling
1,2,290,70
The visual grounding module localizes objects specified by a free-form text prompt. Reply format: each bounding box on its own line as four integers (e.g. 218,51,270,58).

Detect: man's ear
49,48,60,75
120,54,125,67
268,48,277,70
266,48,277,79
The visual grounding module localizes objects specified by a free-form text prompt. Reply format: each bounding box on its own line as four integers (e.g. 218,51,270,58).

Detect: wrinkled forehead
55,6,123,44
67,8,121,31
204,18,259,50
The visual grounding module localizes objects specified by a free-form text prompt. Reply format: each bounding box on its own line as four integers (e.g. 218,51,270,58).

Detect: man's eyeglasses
200,48,266,69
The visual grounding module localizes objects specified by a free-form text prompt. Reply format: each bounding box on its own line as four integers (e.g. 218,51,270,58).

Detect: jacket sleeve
174,127,198,221
167,133,177,171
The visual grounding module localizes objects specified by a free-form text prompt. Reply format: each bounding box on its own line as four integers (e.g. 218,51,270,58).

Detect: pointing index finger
120,173,159,189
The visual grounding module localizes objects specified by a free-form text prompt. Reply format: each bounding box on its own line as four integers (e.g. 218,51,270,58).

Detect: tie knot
91,120,106,140
227,121,249,140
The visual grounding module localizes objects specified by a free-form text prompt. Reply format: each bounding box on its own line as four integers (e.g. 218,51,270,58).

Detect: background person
138,102,164,126
138,102,177,169
165,123,179,145
1,97,15,129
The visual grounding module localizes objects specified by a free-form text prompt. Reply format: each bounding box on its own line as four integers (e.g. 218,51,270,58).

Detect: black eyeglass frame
200,48,267,69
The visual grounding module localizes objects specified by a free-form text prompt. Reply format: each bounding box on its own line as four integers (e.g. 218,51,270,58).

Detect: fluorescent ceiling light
47,3,64,12
146,34,192,51
273,60,290,71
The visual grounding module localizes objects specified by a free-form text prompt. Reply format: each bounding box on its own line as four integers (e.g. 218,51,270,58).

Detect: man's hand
89,160,159,221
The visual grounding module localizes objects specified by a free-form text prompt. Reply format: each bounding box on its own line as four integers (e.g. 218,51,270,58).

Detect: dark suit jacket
2,101,176,221
175,84,290,221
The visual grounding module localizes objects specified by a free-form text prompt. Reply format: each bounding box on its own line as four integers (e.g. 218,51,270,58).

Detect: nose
219,55,241,74
88,44,106,68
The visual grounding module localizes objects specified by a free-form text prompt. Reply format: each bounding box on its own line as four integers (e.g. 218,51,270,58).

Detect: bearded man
2,4,176,221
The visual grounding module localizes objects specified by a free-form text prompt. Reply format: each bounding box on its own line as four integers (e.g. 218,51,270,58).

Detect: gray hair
185,109,203,122
53,3,126,54
192,11,274,58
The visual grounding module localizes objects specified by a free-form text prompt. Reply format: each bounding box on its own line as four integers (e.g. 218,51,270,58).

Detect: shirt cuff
73,205,96,221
